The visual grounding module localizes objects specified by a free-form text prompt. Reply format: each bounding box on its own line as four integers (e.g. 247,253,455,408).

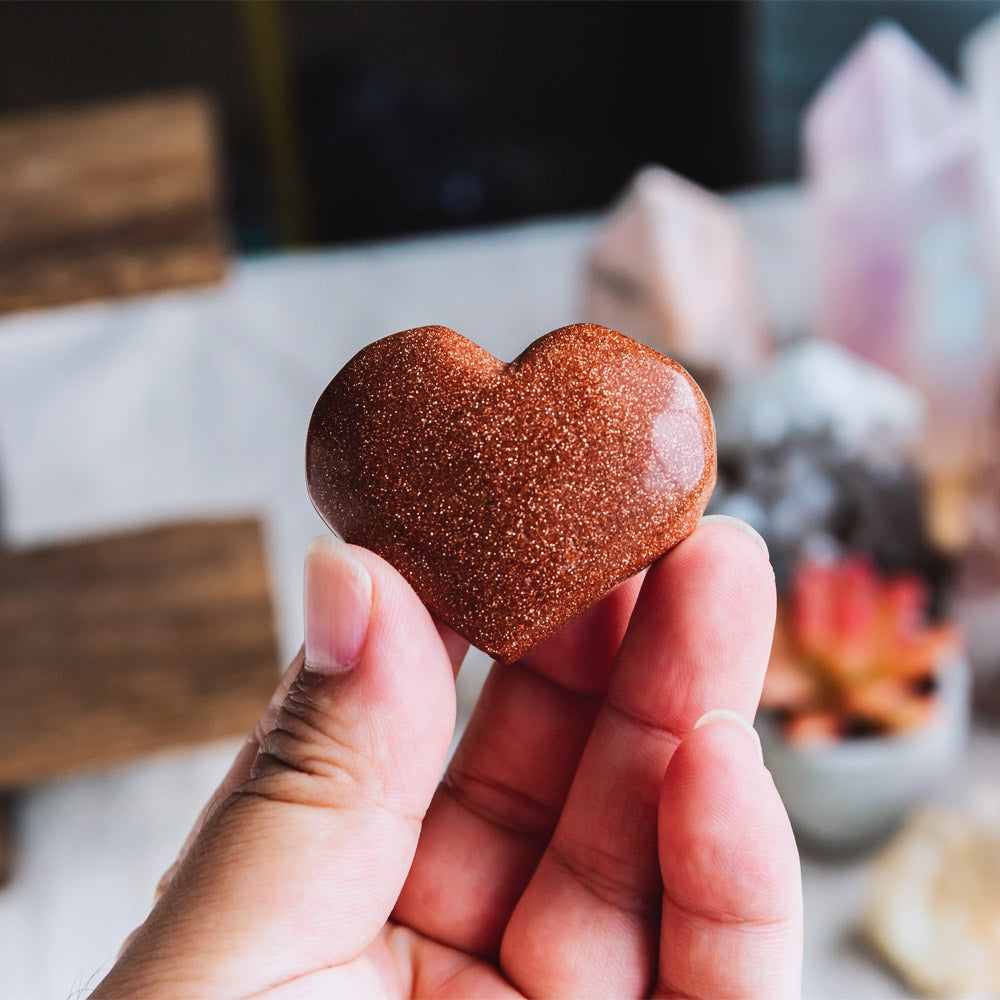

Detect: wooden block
0,793,12,886
0,519,281,788
0,92,227,314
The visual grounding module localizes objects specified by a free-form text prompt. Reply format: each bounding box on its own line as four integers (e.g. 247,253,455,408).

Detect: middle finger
393,570,645,957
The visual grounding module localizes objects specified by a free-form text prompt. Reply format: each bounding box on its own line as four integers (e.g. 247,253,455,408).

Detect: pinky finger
654,711,803,1000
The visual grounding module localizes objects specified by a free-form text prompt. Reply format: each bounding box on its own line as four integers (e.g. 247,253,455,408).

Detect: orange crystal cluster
764,557,959,744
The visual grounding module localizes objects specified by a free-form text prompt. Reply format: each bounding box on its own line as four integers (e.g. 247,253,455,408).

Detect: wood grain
0,518,281,789
0,92,227,314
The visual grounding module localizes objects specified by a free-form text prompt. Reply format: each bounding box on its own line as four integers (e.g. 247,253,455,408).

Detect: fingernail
304,535,372,672
693,708,764,764
698,514,769,558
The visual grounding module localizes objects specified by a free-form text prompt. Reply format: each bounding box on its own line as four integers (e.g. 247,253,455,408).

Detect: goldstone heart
306,324,716,662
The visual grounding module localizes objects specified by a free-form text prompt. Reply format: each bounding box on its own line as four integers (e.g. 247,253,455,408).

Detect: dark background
1,0,996,249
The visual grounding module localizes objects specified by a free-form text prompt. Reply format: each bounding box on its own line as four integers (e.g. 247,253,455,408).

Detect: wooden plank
0,518,280,788
0,794,12,886
0,92,227,314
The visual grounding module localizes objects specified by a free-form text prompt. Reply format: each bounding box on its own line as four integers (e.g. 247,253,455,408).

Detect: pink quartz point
581,166,769,389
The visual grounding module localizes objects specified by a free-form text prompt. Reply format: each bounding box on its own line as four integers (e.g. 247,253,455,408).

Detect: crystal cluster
803,21,998,551
865,791,1000,996
708,341,938,592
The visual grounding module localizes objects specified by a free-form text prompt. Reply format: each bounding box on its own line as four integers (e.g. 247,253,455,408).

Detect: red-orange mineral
306,324,716,662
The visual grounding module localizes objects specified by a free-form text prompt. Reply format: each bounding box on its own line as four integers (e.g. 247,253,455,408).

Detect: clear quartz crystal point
804,22,997,550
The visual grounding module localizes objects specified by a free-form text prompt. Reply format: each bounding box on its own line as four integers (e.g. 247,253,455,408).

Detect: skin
94,520,802,999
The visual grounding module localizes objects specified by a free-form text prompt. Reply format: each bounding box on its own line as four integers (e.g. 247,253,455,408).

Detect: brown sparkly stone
306,324,716,662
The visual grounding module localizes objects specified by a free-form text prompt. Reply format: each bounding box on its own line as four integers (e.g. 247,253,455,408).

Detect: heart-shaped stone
307,324,716,662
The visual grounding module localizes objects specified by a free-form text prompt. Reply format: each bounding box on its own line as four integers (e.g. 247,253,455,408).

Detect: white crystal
865,793,1000,997
580,165,769,383
714,339,924,462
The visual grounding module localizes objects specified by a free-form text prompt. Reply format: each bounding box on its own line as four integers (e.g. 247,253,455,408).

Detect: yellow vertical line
237,0,310,246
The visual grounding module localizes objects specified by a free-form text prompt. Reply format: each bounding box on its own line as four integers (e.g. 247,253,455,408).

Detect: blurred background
0,0,993,248
3,1,1000,998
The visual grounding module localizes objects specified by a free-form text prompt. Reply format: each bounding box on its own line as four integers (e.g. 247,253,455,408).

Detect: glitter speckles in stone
306,324,716,662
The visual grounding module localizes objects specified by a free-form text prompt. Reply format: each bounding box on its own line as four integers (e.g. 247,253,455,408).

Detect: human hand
95,516,801,999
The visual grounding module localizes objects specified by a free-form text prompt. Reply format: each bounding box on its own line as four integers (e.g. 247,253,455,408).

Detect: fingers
394,572,646,956
501,521,776,998
654,713,802,1000
97,536,458,999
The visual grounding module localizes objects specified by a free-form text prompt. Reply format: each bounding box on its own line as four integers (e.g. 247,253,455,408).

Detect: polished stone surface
307,323,715,661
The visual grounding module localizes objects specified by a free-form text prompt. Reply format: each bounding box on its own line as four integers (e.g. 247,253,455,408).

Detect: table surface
0,188,995,999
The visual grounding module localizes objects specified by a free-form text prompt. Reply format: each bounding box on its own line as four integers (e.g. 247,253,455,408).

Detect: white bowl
757,657,971,854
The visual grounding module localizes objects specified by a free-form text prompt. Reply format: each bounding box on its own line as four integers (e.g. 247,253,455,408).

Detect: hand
95,516,802,999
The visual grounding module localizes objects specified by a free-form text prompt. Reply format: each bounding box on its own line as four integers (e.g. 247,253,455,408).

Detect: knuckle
247,671,373,809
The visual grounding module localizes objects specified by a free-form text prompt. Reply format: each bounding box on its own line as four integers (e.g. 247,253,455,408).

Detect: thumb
98,536,459,998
